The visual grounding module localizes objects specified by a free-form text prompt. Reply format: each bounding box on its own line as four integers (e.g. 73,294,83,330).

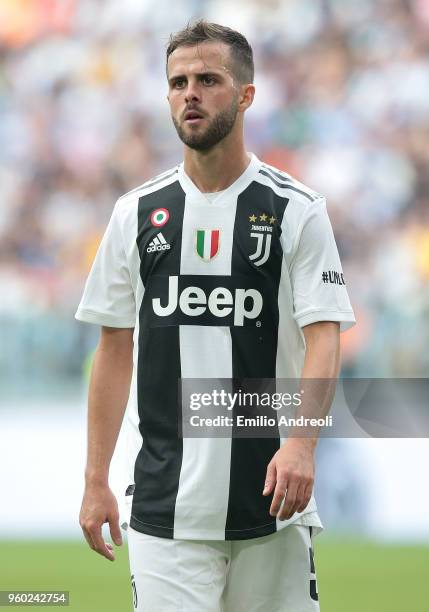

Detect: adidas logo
147,232,171,253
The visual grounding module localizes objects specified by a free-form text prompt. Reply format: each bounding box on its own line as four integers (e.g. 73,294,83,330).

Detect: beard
172,98,239,151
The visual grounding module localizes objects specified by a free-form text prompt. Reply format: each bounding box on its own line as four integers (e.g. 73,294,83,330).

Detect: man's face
167,42,241,151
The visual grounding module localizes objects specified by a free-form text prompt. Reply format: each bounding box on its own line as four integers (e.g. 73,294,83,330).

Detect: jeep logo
152,276,263,326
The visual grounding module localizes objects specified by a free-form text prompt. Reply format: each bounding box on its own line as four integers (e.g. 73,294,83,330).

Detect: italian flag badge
196,229,220,261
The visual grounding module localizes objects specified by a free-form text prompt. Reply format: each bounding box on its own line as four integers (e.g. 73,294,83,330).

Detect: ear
238,83,256,112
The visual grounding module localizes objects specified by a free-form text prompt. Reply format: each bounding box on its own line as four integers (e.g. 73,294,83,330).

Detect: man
76,20,355,612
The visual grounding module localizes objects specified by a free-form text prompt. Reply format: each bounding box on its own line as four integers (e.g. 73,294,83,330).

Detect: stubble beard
172,98,239,151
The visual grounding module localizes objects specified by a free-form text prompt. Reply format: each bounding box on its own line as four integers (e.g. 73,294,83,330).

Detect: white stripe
275,240,318,533
255,174,318,207
115,197,144,530
203,231,211,260
177,326,233,538
262,163,320,199
174,193,239,538
158,233,167,244
118,168,179,204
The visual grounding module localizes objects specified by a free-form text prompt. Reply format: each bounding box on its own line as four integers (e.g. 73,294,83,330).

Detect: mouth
185,117,204,125
184,110,205,124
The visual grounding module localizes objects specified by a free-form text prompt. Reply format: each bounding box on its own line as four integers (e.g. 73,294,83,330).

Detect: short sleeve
290,197,355,332
75,201,136,328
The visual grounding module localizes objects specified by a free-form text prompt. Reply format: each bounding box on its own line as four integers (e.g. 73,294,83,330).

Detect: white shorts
127,524,320,612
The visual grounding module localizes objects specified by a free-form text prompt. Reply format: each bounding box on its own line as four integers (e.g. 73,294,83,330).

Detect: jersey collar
178,153,261,204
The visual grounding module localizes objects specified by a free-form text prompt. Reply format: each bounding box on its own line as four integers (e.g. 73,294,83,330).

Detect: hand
262,439,315,521
79,482,123,561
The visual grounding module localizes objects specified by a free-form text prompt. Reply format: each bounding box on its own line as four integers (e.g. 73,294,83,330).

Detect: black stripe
130,180,186,539
261,165,293,183
310,579,319,601
259,169,316,201
144,169,178,189
136,180,183,287
225,181,288,540
123,168,178,199
309,541,316,573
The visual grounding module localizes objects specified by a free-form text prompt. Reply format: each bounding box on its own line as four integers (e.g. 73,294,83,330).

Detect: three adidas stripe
147,232,170,252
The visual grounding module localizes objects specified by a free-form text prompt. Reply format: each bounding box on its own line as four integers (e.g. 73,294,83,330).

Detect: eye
173,78,186,89
202,75,216,85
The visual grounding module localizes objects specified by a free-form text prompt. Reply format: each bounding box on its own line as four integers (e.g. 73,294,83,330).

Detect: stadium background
0,0,428,610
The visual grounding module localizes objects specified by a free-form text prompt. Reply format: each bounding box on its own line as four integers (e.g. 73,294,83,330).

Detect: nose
184,80,201,104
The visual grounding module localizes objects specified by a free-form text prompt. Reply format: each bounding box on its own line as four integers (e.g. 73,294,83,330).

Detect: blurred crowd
1,0,429,387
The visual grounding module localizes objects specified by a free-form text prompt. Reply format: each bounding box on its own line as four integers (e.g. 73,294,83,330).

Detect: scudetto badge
196,229,220,261
150,208,170,227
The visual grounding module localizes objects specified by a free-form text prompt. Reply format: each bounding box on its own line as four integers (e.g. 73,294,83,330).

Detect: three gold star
249,213,276,224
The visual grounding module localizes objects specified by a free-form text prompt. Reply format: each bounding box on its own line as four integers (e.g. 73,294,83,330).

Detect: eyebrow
168,71,223,85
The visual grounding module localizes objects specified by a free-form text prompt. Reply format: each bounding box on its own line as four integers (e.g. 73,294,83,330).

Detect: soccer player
76,20,355,612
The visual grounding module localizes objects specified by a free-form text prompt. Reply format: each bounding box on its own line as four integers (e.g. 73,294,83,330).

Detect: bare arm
263,321,340,520
79,326,133,561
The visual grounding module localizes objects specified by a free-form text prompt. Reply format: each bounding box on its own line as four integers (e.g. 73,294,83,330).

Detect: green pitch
0,536,427,611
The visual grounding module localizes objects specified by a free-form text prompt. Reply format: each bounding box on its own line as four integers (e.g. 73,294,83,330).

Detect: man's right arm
79,325,133,561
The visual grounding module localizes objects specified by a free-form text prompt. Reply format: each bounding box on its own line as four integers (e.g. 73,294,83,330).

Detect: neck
183,132,251,193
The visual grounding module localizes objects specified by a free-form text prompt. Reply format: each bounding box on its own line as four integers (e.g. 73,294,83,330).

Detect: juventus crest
248,212,276,267
249,232,272,266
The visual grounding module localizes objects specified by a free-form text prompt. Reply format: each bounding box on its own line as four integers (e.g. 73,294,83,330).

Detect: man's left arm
262,320,340,520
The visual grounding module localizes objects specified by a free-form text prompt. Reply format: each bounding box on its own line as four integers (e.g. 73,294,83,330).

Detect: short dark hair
166,19,254,84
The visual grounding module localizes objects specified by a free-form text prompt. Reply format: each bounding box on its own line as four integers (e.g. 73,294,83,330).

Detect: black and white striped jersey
76,153,355,540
